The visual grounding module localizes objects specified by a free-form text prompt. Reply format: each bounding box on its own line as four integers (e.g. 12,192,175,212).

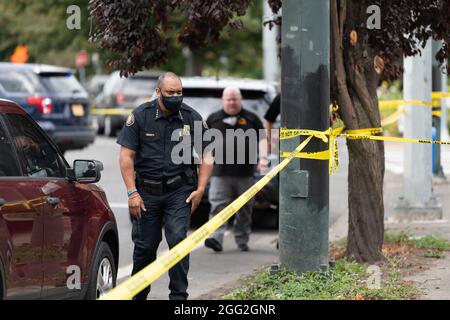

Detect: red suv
0,99,118,300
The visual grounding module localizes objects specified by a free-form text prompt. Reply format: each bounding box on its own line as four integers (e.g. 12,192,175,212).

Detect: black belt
136,174,187,196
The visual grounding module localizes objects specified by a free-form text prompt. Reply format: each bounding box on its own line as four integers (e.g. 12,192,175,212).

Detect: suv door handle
0,198,5,207
47,197,60,206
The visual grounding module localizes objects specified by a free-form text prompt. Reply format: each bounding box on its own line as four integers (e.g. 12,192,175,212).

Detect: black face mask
161,93,183,113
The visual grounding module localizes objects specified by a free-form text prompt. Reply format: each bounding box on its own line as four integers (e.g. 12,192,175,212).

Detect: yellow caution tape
279,127,343,175
379,99,434,109
99,135,315,300
432,111,442,117
346,127,383,135
379,91,450,110
379,93,448,125
280,128,330,142
432,92,450,99
279,150,329,160
280,125,450,176
90,108,133,116
329,103,339,113
381,108,405,127
379,100,407,109
283,126,450,146
342,132,450,145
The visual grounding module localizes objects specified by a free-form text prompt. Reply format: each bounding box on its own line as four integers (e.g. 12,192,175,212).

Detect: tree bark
331,0,385,263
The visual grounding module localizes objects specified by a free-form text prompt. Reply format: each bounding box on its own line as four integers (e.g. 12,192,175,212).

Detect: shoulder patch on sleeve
126,113,135,126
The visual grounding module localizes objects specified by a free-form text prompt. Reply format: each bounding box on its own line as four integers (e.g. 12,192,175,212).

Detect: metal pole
79,67,86,87
395,39,442,220
432,41,445,178
263,0,280,83
279,0,330,274
182,47,194,77
440,58,449,142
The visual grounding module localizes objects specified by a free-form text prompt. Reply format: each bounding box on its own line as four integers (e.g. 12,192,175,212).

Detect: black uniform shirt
117,99,209,179
206,108,264,177
264,94,280,123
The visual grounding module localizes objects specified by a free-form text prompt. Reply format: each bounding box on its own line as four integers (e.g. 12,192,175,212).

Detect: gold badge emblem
126,113,135,126
183,124,191,136
238,117,247,125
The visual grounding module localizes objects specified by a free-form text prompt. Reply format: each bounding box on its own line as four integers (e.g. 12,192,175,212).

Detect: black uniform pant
131,183,194,300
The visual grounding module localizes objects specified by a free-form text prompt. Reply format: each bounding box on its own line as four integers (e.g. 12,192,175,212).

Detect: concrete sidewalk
330,140,450,300
384,173,450,299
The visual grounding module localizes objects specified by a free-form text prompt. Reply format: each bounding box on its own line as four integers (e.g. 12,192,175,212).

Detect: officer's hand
186,189,204,214
257,159,269,173
129,193,146,219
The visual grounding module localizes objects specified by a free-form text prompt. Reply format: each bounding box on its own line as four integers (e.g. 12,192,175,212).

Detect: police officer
117,72,213,300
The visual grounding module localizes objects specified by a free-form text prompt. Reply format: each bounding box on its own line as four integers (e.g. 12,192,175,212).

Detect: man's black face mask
160,93,183,113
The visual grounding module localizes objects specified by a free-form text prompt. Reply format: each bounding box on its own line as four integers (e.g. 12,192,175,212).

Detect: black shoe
205,238,223,252
238,243,249,252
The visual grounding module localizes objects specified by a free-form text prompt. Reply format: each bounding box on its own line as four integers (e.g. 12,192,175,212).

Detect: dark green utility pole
279,0,330,274
432,40,445,178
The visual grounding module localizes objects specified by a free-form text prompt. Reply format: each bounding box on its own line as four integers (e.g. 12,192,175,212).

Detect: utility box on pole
279,0,330,274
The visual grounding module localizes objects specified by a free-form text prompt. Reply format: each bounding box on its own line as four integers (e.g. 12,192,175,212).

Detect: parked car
0,99,118,300
0,63,95,153
93,70,159,136
85,74,109,101
181,77,279,228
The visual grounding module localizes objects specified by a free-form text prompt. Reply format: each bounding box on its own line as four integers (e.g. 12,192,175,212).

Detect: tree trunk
331,0,385,263
192,50,204,76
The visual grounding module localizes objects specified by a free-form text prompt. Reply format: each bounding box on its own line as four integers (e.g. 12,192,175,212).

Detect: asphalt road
64,135,348,299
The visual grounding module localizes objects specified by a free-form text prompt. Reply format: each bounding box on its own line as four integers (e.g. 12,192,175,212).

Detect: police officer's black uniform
117,99,208,300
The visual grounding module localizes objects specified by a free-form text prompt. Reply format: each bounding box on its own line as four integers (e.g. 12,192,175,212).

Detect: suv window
38,72,86,95
0,119,21,176
182,88,270,120
0,72,39,94
5,113,64,178
121,77,157,95
102,74,118,96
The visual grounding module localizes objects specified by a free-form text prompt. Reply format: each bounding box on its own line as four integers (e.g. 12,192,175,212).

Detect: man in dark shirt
204,86,268,253
117,72,213,300
264,93,280,154
264,93,280,127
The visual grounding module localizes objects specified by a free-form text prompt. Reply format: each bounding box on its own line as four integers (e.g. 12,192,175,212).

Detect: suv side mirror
69,160,103,183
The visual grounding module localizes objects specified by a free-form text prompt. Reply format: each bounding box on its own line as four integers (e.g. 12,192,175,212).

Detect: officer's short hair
157,72,181,89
